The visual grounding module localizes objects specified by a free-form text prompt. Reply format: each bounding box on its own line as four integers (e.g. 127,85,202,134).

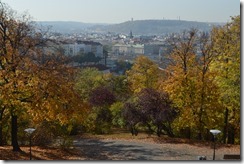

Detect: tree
122,101,140,136
137,88,178,137
0,2,45,150
193,31,224,140
0,2,89,149
109,102,125,128
161,29,199,138
89,86,116,107
114,60,132,74
74,67,105,101
71,52,101,64
126,56,160,94
106,75,131,101
87,86,116,134
161,29,224,140
210,16,240,144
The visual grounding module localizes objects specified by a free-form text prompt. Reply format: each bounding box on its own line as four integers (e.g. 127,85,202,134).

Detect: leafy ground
0,146,85,160
0,132,241,160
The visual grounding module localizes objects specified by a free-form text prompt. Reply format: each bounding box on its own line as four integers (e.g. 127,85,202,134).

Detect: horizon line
35,18,227,24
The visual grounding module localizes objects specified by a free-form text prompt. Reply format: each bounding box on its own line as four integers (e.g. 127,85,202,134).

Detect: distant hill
37,21,108,33
37,20,223,35
92,20,222,35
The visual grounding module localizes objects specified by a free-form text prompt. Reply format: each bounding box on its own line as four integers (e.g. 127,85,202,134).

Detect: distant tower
129,30,133,39
131,18,133,22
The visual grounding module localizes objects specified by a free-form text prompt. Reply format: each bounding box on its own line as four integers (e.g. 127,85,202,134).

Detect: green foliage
75,67,105,101
83,107,112,134
106,75,131,101
109,102,125,127
211,16,240,111
210,16,240,143
114,60,133,74
71,52,101,64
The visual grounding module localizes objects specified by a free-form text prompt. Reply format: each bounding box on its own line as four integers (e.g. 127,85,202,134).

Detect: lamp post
24,128,35,160
210,129,221,160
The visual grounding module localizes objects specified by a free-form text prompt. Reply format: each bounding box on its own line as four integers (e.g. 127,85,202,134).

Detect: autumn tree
106,75,131,101
126,56,160,94
89,86,116,107
109,102,125,128
161,29,225,140
0,2,45,150
0,1,88,149
192,31,225,140
137,88,178,137
210,16,240,144
122,101,140,136
161,29,199,138
74,67,105,101
87,86,116,134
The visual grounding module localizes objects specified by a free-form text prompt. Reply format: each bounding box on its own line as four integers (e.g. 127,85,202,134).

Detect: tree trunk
162,124,174,137
11,114,21,151
156,125,163,137
130,125,138,136
0,124,2,146
0,109,3,146
146,123,153,136
223,108,228,144
227,124,235,144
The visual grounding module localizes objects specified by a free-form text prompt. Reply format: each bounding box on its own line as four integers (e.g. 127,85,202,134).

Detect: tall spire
130,30,133,39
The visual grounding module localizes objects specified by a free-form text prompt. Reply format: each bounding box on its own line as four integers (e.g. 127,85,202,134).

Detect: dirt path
73,137,240,160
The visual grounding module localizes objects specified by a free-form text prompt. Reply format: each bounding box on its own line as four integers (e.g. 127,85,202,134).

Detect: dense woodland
0,2,240,151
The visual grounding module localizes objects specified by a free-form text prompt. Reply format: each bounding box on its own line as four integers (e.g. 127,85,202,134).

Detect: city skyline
1,0,240,24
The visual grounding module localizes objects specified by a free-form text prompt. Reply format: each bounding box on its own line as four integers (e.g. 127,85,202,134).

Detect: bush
32,121,56,146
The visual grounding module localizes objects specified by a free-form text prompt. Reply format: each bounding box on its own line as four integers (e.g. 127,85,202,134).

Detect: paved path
73,138,202,160
73,137,240,160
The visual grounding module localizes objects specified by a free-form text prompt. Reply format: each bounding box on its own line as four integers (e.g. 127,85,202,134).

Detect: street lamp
24,128,35,160
210,129,221,160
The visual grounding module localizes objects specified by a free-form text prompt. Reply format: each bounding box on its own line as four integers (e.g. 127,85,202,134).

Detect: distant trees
113,60,132,74
71,52,101,64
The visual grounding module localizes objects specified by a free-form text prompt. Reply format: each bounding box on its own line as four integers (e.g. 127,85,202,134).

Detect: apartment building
62,40,103,57
112,44,144,56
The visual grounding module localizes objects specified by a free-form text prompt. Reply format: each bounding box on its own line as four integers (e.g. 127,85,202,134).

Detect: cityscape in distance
37,19,226,71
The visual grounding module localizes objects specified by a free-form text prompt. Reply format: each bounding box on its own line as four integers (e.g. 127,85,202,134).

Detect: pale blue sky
1,0,240,23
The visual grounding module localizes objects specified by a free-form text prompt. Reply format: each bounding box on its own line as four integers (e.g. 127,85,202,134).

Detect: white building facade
63,41,103,58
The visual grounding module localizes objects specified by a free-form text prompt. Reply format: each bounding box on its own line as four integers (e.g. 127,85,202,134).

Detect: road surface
73,137,239,160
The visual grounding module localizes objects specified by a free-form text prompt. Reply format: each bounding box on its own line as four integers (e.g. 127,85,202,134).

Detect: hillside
37,21,107,33
92,20,220,35
37,20,223,35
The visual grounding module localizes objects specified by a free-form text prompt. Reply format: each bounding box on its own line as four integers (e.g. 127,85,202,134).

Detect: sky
1,0,240,24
